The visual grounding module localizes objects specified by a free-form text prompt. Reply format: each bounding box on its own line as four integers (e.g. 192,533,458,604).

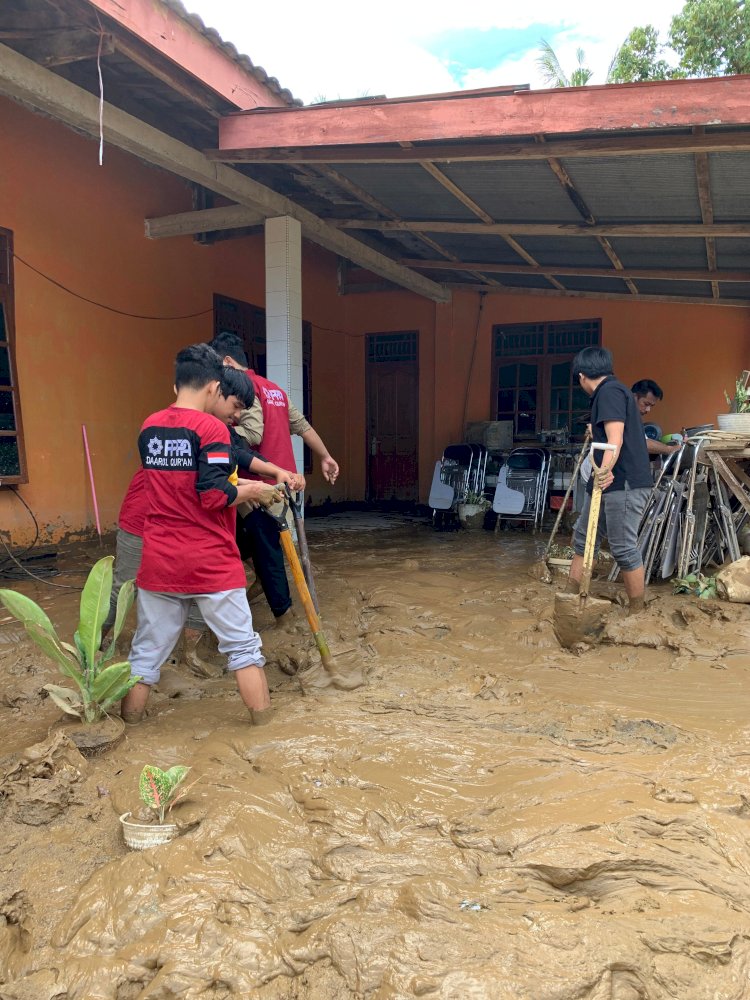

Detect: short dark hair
219,366,255,409
175,343,223,390
572,346,614,380
631,379,663,400
209,332,248,367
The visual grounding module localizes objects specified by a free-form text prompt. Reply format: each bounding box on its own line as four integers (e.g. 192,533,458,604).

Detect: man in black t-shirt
567,347,653,614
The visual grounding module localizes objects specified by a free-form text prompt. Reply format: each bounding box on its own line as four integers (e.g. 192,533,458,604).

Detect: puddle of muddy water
0,521,749,999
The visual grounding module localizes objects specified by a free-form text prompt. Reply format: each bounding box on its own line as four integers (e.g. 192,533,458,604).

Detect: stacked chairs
429,443,488,528
492,446,551,532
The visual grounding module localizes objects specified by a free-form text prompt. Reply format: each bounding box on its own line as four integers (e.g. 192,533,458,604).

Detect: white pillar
265,216,304,472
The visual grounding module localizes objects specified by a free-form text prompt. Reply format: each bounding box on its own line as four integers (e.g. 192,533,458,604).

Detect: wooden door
366,333,419,501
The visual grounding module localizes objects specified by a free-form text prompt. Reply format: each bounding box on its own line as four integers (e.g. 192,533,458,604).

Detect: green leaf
90,661,134,704
98,680,139,714
0,589,56,635
77,557,114,678
44,684,83,718
139,765,170,820
102,579,135,662
164,766,190,789
24,622,85,690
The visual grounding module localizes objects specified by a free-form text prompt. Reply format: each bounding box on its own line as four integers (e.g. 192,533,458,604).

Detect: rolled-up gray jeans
102,527,205,635
572,483,650,572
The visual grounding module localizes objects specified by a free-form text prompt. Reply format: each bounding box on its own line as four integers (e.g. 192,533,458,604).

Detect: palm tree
537,39,594,87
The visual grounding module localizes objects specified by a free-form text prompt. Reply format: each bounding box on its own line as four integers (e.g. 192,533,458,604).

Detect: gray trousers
572,484,650,572
128,589,265,685
103,528,205,634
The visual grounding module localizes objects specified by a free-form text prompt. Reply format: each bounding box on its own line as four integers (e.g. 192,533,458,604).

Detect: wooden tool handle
278,530,334,671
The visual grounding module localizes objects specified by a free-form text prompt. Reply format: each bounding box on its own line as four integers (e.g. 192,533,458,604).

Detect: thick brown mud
1,519,749,999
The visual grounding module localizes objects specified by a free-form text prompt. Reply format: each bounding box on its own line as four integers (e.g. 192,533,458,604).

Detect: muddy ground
0,515,749,999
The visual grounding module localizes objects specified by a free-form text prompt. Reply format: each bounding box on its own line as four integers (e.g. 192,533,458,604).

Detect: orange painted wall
2,93,749,546
301,279,749,504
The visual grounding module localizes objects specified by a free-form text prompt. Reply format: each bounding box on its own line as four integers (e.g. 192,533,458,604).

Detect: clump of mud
0,525,749,998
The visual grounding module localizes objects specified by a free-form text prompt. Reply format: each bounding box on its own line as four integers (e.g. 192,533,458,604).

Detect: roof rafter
332,220,750,237
205,131,750,164
694,128,719,300
399,259,750,282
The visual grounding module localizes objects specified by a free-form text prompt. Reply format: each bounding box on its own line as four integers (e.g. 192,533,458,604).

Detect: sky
183,0,686,104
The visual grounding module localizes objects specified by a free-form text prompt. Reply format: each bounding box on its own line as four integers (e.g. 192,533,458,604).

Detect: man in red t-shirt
104,367,297,678
209,333,339,629
120,344,283,725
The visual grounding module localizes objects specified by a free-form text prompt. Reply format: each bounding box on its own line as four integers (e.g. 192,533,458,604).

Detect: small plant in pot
120,764,193,849
457,490,490,528
718,372,750,432
0,556,138,757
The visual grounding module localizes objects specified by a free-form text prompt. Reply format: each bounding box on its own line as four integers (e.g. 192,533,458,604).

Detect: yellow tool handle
580,479,603,599
278,529,334,671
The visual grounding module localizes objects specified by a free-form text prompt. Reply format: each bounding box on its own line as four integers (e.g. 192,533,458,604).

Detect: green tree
609,25,671,82
537,39,593,87
669,0,750,76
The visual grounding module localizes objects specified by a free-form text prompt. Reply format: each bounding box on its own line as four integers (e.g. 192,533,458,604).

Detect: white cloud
184,0,684,102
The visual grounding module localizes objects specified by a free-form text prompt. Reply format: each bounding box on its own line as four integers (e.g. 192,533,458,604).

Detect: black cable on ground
0,487,40,570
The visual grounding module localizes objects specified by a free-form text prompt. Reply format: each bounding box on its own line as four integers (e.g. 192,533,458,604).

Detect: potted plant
457,490,490,528
0,556,138,757
120,764,193,849
718,372,750,432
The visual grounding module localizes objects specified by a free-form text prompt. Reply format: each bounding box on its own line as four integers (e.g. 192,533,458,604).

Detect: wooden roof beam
18,27,114,67
205,131,750,164
443,283,750,308
333,220,750,237
218,76,750,151
0,42,448,302
694,128,720,299
145,205,265,239
399,259,750,282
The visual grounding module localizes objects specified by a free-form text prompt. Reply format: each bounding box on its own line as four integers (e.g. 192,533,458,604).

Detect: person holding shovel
209,332,339,631
120,344,284,726
567,347,653,615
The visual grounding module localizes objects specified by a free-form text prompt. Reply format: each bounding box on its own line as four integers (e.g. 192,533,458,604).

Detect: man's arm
235,398,263,447
646,437,681,456
596,421,624,491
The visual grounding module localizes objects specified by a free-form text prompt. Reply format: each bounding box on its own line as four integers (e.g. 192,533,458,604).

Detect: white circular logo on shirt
147,436,163,456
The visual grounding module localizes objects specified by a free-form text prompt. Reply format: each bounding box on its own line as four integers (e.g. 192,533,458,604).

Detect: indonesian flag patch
206,451,230,465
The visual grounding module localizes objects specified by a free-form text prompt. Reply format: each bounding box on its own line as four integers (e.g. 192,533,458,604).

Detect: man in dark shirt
568,347,653,614
632,379,682,457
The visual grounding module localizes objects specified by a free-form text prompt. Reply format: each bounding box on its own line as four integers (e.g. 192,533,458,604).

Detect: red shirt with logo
135,406,244,594
246,370,297,475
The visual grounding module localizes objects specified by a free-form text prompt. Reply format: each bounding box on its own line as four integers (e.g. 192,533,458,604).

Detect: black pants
237,508,291,618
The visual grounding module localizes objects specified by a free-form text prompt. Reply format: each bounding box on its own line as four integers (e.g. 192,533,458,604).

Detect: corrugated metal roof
176,1,299,106
333,165,480,221
512,236,612,268
409,233,530,265
715,238,750,268
634,279,714,298
490,274,556,290
719,282,750,299
608,237,708,270
708,153,750,221
558,276,631,294
561,155,702,223
438,161,583,223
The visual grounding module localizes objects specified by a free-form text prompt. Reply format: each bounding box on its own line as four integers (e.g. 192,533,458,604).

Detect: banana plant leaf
77,556,114,674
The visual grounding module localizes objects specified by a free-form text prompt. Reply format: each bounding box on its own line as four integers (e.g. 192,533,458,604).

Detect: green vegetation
0,556,137,724
139,765,192,824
